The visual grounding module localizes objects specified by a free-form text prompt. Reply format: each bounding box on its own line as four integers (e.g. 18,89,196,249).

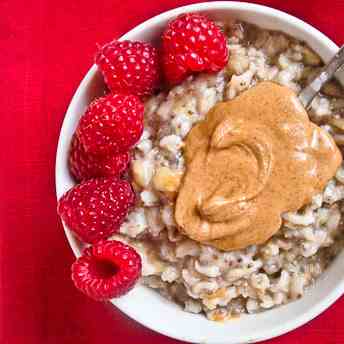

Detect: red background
1,0,344,343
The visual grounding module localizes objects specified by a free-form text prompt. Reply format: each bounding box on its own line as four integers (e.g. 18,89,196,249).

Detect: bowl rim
55,2,343,343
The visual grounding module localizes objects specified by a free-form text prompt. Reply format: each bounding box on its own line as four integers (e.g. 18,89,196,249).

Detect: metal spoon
298,45,344,108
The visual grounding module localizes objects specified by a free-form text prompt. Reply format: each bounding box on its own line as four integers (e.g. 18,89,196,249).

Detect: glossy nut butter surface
175,82,342,250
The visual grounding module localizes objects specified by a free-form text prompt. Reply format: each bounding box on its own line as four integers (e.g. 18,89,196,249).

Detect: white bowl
55,2,344,343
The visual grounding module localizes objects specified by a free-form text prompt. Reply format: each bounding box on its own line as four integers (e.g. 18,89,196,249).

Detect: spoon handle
299,45,344,108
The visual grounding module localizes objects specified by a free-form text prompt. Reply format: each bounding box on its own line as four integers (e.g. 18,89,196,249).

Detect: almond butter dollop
175,81,342,251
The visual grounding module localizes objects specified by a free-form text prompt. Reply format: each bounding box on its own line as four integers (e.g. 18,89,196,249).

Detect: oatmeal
110,21,344,320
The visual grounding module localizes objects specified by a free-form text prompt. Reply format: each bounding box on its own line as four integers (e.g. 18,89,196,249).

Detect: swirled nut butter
175,81,342,251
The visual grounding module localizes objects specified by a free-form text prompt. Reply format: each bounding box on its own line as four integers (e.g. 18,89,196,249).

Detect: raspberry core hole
91,259,118,279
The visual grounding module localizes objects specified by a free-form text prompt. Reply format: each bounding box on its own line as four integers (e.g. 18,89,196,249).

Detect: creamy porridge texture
111,22,344,320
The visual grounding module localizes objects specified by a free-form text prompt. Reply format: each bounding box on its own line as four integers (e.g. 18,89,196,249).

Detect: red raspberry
76,93,144,156
162,13,229,85
71,240,142,300
69,134,130,182
95,40,160,97
57,178,135,243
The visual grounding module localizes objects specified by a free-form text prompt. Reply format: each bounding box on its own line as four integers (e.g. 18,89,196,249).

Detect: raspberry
57,178,135,243
69,134,130,182
76,93,144,156
162,13,229,85
95,40,160,97
71,240,142,300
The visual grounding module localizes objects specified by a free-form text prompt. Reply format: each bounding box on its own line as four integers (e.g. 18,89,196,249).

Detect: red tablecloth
2,0,344,343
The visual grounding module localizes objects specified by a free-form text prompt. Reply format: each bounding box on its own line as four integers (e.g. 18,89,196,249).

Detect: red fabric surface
1,0,344,343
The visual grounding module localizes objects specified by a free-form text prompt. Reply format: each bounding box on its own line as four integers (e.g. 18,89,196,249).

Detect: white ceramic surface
55,2,344,343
